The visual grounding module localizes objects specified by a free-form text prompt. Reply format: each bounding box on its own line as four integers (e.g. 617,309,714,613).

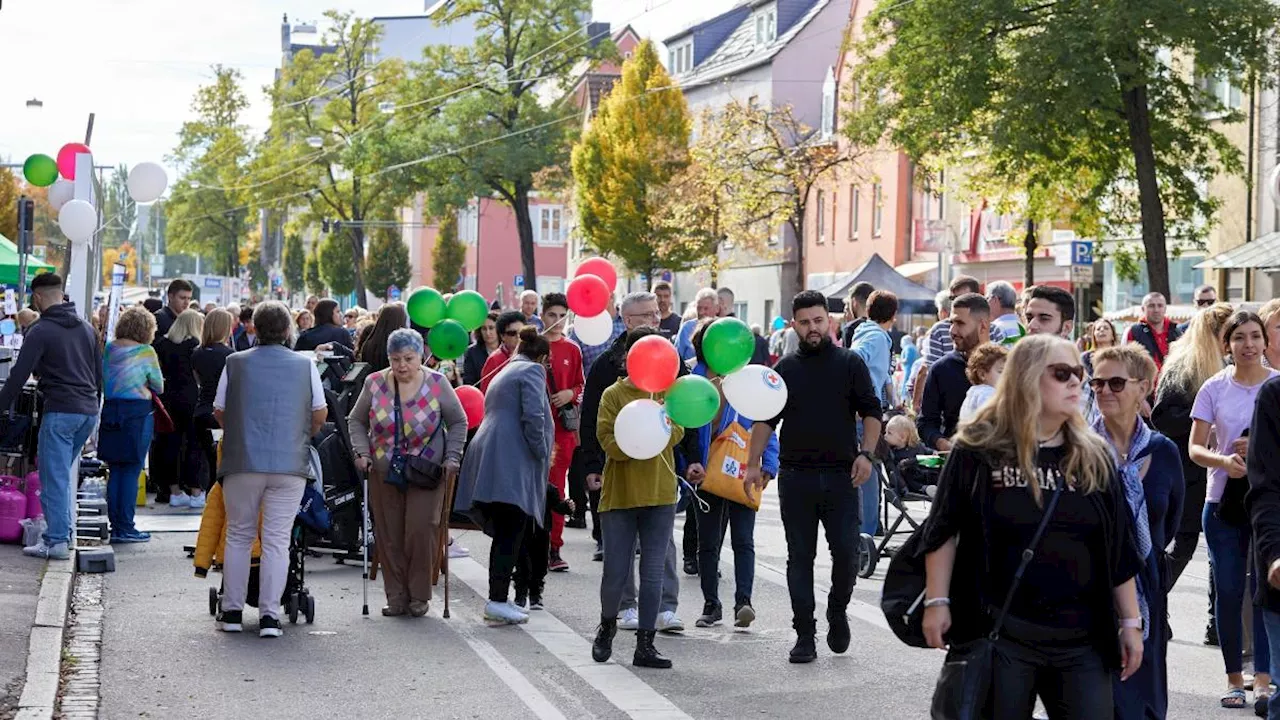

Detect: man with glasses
478,311,526,393
1178,284,1217,333
542,293,584,571
1125,292,1182,373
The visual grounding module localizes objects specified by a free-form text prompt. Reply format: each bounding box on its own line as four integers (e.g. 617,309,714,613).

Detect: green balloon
427,319,469,361
22,154,57,187
664,375,721,429
407,287,447,327
702,318,755,375
446,290,489,331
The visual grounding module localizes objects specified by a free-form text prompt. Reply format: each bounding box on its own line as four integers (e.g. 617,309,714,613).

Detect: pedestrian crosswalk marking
449,607,570,720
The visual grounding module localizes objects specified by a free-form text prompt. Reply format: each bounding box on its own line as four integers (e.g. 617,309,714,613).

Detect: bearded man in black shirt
745,290,883,664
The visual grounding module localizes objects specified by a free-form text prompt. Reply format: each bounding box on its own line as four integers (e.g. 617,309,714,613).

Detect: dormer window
667,40,693,75
754,6,777,45
821,66,836,138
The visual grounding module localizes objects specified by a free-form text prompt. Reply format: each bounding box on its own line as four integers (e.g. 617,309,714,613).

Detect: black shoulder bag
930,481,1064,720
547,363,580,432
386,374,446,491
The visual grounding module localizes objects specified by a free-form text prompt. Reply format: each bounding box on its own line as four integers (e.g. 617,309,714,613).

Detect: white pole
66,152,95,320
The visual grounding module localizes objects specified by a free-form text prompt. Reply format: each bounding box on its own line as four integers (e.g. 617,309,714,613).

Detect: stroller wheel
858,533,879,579
208,587,219,616
304,594,315,624
287,594,300,624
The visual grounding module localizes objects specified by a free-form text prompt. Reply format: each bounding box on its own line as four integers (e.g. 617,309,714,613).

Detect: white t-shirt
213,359,327,412
959,383,997,422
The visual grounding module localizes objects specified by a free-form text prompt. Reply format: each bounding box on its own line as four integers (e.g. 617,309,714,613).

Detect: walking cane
361,467,370,617
440,470,459,619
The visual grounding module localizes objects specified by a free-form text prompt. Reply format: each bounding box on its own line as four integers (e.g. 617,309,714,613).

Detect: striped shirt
103,341,163,400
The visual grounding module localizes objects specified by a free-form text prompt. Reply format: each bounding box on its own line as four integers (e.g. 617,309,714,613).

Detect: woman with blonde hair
1152,301,1233,589
154,309,207,508
1258,298,1280,369
193,308,235,491
920,334,1143,718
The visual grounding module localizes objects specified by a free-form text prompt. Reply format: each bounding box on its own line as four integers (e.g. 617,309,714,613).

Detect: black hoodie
0,302,102,416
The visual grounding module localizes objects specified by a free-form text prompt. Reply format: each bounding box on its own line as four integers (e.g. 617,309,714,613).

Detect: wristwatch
923,597,951,608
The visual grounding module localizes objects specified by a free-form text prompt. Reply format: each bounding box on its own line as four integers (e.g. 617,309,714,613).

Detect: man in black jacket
1248,376,1280,671
0,274,102,559
745,290,883,664
154,278,193,339
917,293,991,451
1124,292,1182,372
579,290,701,633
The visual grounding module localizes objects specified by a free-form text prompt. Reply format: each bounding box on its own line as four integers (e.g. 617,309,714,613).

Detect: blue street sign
1071,241,1093,266
388,285,401,301
514,274,525,287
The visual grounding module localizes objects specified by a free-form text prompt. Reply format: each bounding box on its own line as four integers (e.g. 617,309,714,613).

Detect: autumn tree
364,227,412,299
165,65,254,276
399,0,611,292
283,233,305,296
305,243,326,296
848,0,1280,297
431,213,466,291
0,166,19,242
102,242,139,286
571,40,692,280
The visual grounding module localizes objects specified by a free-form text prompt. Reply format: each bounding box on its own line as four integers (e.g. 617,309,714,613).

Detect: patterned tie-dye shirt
103,341,164,400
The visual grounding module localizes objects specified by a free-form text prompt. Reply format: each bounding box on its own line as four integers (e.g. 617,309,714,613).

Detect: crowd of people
13,263,1280,718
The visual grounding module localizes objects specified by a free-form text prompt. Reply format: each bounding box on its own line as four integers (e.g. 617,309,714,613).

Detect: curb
15,555,76,720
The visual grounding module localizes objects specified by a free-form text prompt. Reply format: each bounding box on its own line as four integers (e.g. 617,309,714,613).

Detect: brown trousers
368,465,445,607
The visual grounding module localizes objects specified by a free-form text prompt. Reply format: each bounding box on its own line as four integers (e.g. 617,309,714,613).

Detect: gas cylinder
22,471,41,519
0,477,25,543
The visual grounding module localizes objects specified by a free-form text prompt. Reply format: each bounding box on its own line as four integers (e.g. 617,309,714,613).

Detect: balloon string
663,453,710,514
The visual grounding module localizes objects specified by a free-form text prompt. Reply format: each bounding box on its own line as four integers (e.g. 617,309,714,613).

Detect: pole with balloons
21,143,168,320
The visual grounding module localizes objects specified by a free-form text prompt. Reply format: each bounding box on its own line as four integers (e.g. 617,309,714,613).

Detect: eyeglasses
502,330,520,337
624,311,660,320
1196,298,1216,307
1087,376,1138,393
1046,363,1085,383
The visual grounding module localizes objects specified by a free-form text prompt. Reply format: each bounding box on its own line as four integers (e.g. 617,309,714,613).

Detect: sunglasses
1046,363,1085,383
1196,298,1216,307
1087,376,1137,393
502,330,520,337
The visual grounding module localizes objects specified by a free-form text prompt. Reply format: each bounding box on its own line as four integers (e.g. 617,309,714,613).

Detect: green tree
849,0,1280,297
571,40,692,280
0,166,19,242
319,232,355,297
165,65,253,276
305,243,326,296
400,0,611,292
255,10,406,305
431,213,466,291
102,164,137,250
364,227,412,298
283,233,305,295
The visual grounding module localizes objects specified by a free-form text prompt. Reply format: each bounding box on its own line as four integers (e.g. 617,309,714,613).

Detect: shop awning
1195,233,1280,270
0,234,54,286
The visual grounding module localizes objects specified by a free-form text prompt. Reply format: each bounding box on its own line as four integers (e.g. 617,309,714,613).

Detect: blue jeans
859,479,881,536
600,504,677,631
100,399,153,537
1204,502,1271,675
778,467,861,631
1262,610,1280,719
38,412,98,546
697,492,756,609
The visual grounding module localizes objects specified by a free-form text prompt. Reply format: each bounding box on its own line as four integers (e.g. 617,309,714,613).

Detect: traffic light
16,197,33,253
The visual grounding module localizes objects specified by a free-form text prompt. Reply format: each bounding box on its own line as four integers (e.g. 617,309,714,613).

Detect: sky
0,0,739,182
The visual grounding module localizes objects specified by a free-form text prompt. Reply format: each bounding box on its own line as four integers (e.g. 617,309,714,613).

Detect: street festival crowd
14,264,1280,718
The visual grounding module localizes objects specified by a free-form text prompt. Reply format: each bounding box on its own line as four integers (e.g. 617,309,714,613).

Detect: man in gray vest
212,301,327,638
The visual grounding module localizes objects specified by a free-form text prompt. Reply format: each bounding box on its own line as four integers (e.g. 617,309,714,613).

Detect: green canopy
0,233,54,287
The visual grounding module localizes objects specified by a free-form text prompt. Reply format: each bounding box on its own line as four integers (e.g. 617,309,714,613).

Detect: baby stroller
308,364,374,564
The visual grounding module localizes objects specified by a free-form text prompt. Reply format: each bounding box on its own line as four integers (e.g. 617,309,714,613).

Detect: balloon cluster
567,257,618,346
22,143,168,247
613,315,789,460
407,286,489,363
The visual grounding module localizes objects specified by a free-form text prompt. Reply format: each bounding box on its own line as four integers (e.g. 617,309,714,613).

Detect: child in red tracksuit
514,482,575,610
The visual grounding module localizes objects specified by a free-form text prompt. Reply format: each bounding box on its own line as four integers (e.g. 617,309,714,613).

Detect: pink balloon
57,143,91,180
575,257,618,293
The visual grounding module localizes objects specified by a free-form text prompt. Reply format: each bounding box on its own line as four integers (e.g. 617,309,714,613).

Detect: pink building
454,197,569,308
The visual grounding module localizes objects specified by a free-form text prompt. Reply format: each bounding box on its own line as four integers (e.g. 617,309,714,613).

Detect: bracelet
923,597,950,608
1119,617,1142,630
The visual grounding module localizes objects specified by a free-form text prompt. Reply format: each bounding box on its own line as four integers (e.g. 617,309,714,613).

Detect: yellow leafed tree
101,242,139,286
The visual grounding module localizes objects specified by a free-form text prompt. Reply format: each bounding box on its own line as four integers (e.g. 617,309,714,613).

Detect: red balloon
56,143,91,180
575,257,618,293
626,335,680,393
567,274,610,317
455,385,485,429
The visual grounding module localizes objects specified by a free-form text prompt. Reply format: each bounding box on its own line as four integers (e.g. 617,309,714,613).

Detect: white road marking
448,606,571,720
754,559,889,631
450,557,694,720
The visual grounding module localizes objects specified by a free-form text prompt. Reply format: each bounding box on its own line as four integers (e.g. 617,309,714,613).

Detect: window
821,67,836,138
754,8,776,45
456,204,479,245
668,41,693,75
1201,72,1243,111
831,191,838,243
536,207,565,246
872,183,883,237
816,190,826,244
849,185,859,241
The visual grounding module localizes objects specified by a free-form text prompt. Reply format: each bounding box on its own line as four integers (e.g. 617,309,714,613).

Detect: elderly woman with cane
348,328,468,618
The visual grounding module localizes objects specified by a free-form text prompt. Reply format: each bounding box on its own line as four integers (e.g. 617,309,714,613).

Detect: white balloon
58,200,97,244
47,179,74,212
127,162,168,203
722,364,789,421
614,398,671,460
572,311,613,346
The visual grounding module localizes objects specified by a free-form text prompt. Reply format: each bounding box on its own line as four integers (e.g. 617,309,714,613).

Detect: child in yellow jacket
193,443,262,577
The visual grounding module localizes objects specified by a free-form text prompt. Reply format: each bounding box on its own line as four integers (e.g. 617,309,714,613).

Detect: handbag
929,481,1064,720
702,418,761,511
150,390,175,434
547,363,580,431
386,374,447,491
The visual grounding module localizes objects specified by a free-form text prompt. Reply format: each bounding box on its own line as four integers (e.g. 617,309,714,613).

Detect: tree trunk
1024,218,1037,288
350,179,367,304
792,215,805,301
1121,82,1171,299
513,181,537,292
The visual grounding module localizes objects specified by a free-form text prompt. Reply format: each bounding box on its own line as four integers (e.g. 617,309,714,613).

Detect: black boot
592,618,617,663
827,607,851,654
790,620,818,663
633,629,672,668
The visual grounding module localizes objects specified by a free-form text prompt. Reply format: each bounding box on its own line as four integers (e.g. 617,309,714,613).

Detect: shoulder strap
392,374,404,453
989,480,1064,638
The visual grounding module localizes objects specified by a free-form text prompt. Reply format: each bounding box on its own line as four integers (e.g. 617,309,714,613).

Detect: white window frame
754,6,777,45
1201,72,1243,112
850,185,859,241
536,206,565,247
816,190,826,244
821,66,836,138
668,40,693,75
872,183,884,237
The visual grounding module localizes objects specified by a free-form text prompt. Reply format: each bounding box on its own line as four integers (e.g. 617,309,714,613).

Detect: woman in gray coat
455,326,554,625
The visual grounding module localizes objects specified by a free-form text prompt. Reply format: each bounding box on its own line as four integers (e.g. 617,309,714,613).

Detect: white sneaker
23,541,70,560
657,610,685,634
617,607,639,630
484,600,529,625
188,493,206,510
448,542,469,559
169,493,191,508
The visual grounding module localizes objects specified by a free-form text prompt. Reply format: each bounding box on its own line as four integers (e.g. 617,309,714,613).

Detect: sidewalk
0,545,44,716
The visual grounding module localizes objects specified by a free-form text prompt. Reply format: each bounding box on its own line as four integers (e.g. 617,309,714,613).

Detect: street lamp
24,98,42,109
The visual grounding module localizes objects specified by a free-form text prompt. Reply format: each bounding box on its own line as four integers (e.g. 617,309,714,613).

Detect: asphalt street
98,488,1232,719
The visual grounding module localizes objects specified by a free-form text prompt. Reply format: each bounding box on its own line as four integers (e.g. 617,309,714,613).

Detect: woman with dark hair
154,309,207,507
454,326,554,625
462,311,500,387
355,302,409,373
295,298,353,354
478,311,527,392
1190,310,1276,710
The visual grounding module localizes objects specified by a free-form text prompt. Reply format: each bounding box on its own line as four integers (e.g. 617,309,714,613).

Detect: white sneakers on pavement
657,610,685,634
617,607,639,630
484,600,529,625
23,541,70,560
169,493,190,508
188,492,206,510
448,539,470,559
